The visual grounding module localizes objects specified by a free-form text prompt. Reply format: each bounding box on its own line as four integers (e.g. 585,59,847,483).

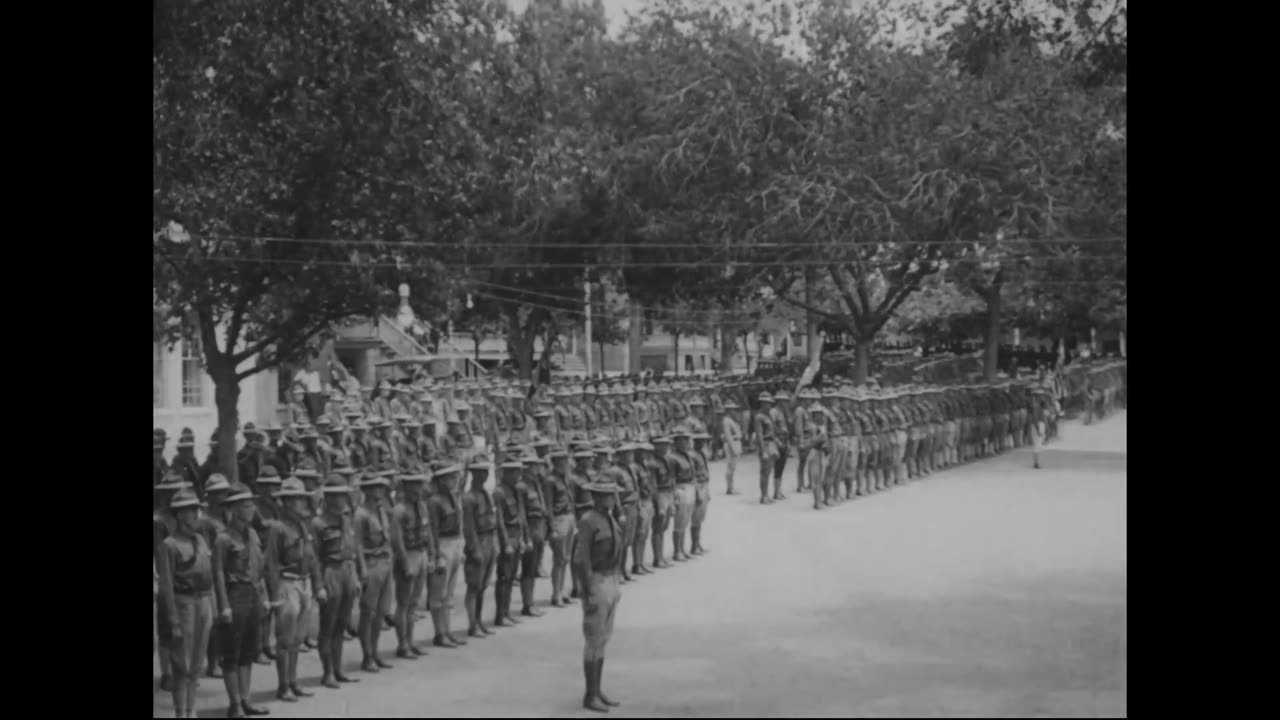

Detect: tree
932,0,1127,378
154,0,489,479
579,279,630,376
452,0,621,380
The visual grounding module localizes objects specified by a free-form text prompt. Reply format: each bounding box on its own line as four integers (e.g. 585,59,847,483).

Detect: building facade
153,318,279,460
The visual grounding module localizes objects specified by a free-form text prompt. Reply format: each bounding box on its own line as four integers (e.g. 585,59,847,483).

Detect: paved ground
156,412,1126,718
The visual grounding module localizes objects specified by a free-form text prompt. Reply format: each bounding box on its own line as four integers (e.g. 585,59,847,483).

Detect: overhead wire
165,251,1127,272
182,230,1127,250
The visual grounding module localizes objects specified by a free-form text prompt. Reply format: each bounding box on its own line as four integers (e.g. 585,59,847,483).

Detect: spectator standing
297,354,326,424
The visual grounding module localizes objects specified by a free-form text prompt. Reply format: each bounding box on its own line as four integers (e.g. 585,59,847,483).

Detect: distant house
153,316,279,459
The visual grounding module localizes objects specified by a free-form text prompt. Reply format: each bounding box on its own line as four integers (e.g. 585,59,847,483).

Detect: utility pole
584,272,593,378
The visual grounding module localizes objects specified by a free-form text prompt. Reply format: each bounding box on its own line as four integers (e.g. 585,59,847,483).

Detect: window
153,342,165,408
181,318,205,407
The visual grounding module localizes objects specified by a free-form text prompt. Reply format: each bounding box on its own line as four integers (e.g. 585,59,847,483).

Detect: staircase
377,316,433,359
556,352,588,375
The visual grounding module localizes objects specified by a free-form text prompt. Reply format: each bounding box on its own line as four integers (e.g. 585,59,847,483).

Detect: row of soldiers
154,369,1076,520
746,380,1061,508
154,398,721,717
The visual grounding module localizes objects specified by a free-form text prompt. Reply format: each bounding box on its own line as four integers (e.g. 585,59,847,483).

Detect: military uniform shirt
354,504,393,560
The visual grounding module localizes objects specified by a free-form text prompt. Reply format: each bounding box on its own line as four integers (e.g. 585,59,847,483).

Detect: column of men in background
156,373,738,717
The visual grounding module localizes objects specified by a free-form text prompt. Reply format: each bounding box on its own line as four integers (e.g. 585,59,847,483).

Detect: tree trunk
628,298,643,374
213,366,241,484
513,333,535,380
474,333,481,363
598,338,606,376
804,267,817,362
853,336,872,384
533,328,555,388
983,286,1003,382
719,326,735,373
507,307,547,381
672,331,680,376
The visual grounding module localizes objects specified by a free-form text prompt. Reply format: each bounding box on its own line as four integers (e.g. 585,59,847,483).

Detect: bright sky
504,0,949,45
504,0,656,34
505,0,1121,47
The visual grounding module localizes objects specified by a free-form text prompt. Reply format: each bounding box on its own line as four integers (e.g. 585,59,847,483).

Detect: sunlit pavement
156,412,1126,718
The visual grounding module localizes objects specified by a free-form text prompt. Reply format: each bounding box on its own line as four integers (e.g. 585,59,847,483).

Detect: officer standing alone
573,472,627,713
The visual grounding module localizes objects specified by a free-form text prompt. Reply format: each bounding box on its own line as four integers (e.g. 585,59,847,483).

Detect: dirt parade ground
154,413,1126,718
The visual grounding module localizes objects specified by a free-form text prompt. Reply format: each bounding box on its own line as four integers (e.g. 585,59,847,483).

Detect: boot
432,610,457,647
172,675,187,719
332,641,359,683
520,578,544,617
372,626,392,668
597,659,620,707
477,592,496,635
360,623,380,673
160,662,173,693
502,574,522,624
495,583,519,626
275,652,295,701
582,661,608,713
493,583,508,626
550,567,564,606
441,600,467,646
289,651,312,697
466,592,484,637
319,653,339,690
222,667,242,717
672,532,687,561
395,609,416,658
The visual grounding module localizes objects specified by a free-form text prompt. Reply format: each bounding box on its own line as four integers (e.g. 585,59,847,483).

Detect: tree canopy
155,0,1127,462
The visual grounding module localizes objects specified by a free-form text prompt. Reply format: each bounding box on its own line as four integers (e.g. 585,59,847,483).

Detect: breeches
274,578,311,650
218,583,261,669
521,518,549,581
653,490,674,530
170,592,215,678
394,551,428,617
581,572,621,662
428,537,464,611
691,483,710,527
673,484,695,532
634,501,653,544
465,534,497,589
806,449,827,488
497,543,521,584
619,505,639,549
359,557,393,619
319,564,358,650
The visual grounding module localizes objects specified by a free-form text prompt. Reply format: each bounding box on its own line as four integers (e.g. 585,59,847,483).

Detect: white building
153,317,279,460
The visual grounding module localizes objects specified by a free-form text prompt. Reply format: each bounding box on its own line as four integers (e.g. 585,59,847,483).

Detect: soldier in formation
157,367,1118,715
